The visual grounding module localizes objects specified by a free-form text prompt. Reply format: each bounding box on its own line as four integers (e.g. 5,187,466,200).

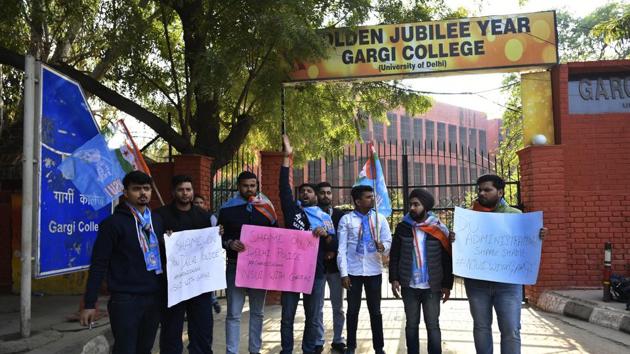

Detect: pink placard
235,225,320,294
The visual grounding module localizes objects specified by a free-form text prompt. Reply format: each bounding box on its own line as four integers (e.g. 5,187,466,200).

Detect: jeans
280,276,326,354
108,292,162,354
160,292,214,354
317,272,346,346
346,274,384,352
464,278,523,354
226,262,267,354
401,287,442,354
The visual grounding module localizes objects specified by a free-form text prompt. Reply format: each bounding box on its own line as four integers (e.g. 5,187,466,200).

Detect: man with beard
314,182,347,353
218,170,278,354
155,175,215,354
80,171,164,354
279,135,336,354
389,189,453,354
452,174,546,354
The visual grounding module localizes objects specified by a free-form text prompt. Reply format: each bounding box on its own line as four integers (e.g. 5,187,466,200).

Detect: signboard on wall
34,65,112,277
568,74,630,114
289,11,558,82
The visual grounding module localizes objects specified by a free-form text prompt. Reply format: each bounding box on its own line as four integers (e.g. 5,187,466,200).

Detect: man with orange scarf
455,174,546,354
389,188,453,354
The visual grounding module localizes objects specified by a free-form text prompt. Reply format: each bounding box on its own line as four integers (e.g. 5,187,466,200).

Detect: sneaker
331,342,346,352
212,301,221,314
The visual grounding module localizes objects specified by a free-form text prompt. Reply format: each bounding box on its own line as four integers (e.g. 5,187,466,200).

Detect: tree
0,0,462,173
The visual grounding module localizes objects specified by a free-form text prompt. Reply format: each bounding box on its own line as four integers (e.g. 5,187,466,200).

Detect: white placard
164,226,226,307
453,207,543,285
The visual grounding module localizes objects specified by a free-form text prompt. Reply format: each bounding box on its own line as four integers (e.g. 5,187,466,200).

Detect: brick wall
148,155,213,209
520,60,630,300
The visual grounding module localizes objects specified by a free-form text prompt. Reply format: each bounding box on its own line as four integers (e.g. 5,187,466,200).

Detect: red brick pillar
258,151,290,304
518,145,567,301
173,155,214,209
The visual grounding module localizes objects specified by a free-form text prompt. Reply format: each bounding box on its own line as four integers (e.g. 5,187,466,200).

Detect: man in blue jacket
80,171,164,354
279,134,336,354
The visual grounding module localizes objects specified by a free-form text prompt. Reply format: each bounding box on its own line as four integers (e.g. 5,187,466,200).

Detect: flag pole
370,141,380,243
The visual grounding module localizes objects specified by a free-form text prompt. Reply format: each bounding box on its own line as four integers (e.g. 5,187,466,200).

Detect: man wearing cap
389,189,453,354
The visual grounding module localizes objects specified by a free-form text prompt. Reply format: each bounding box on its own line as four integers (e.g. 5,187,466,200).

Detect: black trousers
346,274,384,352
160,292,214,354
108,292,162,354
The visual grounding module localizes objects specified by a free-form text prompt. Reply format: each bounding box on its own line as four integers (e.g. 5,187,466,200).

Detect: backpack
610,274,630,303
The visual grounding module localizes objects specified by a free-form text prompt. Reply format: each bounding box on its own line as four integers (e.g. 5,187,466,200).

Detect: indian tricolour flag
353,143,392,217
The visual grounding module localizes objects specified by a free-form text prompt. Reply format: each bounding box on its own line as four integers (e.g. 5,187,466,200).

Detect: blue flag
58,134,125,210
353,143,392,217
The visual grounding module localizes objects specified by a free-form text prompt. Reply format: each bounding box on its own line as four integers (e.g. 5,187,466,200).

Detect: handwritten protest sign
236,225,319,294
453,207,543,285
165,227,226,307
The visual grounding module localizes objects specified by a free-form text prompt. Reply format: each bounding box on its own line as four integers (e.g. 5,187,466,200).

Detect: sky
403,0,618,119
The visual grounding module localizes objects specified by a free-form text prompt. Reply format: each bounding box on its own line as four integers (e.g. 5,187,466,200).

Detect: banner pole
20,55,36,338
281,85,286,135
371,142,380,243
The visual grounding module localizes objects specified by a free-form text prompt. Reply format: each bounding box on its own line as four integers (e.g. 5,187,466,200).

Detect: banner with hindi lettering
452,207,543,285
165,227,226,308
35,65,114,277
235,225,319,294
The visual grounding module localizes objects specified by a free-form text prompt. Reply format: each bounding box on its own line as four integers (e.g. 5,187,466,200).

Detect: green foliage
557,2,630,62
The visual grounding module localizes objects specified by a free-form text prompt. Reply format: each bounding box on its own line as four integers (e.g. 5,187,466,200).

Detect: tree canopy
0,0,467,171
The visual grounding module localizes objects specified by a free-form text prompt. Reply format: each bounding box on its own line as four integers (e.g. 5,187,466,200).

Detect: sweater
84,204,165,308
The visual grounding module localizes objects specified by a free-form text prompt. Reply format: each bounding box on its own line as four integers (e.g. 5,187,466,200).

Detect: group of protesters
80,134,545,354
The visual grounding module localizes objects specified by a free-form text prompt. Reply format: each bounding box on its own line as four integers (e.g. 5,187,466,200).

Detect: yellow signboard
289,11,558,82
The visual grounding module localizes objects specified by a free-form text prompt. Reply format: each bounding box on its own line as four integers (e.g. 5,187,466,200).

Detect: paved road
155,297,630,354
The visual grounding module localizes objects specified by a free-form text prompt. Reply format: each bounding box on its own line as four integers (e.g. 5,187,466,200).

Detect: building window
373,122,385,142
448,124,457,151
413,161,424,186
469,128,478,152
426,163,435,185
387,113,398,142
387,159,398,184
459,126,467,149
438,164,447,201
413,118,423,144
437,122,446,151
326,161,337,186
360,126,370,142
479,130,487,155
450,165,459,199
425,121,435,149
401,115,412,142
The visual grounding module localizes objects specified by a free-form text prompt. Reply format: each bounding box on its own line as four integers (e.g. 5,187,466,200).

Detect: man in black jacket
155,175,214,354
389,189,453,354
315,181,347,353
80,171,164,354
280,134,335,354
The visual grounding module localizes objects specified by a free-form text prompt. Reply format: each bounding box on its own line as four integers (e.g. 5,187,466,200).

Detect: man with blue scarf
218,170,277,354
80,171,164,354
337,185,392,354
389,189,453,354
279,135,337,354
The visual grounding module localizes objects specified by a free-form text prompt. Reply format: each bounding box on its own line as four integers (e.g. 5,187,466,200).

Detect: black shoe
315,345,324,353
331,342,346,352
212,301,221,314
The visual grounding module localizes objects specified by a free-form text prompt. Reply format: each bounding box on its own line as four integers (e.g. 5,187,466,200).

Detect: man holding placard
279,135,336,354
219,170,278,354
155,175,215,354
452,174,547,354
337,185,392,354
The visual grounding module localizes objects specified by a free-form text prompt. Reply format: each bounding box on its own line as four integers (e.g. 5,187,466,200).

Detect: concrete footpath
537,289,630,334
1,289,630,354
